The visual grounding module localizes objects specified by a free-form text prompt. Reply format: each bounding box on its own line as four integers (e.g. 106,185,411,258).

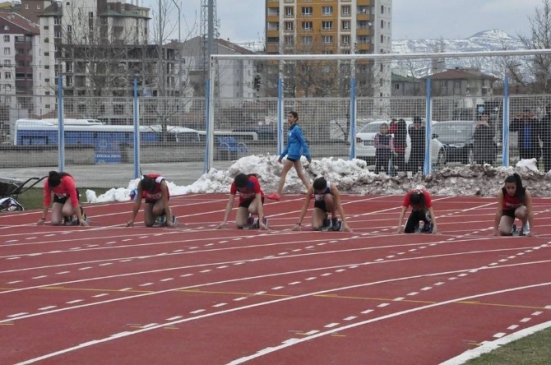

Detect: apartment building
265,0,392,100
0,12,39,117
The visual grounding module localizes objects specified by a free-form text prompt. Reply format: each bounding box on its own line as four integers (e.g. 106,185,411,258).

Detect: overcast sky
163,0,543,42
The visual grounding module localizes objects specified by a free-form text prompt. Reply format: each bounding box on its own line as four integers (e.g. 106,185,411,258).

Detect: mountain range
237,30,529,77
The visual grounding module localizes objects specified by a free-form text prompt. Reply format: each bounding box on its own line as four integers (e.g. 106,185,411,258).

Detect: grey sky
156,0,542,42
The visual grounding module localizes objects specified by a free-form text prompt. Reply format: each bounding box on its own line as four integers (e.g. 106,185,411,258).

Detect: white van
355,120,445,167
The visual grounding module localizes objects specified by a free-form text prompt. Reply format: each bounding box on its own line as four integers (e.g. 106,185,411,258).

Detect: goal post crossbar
211,48,551,62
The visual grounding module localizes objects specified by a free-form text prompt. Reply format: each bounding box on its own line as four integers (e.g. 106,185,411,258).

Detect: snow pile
86,155,551,203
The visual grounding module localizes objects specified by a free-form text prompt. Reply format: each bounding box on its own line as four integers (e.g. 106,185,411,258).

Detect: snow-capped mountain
392,29,529,78
392,29,525,54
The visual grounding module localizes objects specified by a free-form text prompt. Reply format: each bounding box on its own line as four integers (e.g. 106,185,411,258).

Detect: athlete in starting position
292,177,352,232
37,171,88,226
126,174,175,228
494,173,534,236
218,173,269,230
396,188,438,234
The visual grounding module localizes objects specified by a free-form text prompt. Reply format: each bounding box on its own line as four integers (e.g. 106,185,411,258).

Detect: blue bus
13,120,199,146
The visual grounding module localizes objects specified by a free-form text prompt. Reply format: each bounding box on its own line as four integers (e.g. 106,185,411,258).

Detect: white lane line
66,299,83,304
38,306,57,311
166,316,183,321
92,294,108,298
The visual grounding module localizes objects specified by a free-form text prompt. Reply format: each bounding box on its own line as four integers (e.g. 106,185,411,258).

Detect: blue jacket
280,124,311,160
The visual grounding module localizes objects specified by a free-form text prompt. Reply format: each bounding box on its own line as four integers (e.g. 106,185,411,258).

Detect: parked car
431,121,475,164
232,125,276,140
355,120,445,167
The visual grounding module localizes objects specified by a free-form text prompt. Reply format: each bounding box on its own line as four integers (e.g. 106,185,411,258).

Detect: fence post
502,76,510,167
133,79,140,179
57,75,65,172
277,77,284,156
424,78,432,175
204,57,215,173
348,76,356,160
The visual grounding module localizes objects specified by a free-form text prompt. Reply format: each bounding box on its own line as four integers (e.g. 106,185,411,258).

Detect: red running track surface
0,194,550,364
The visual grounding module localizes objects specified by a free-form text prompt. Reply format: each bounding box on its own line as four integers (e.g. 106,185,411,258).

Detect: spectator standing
539,104,551,172
473,113,496,165
374,123,394,174
408,116,426,173
510,108,541,164
393,119,408,173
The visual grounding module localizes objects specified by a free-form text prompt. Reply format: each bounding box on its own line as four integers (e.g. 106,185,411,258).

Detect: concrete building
0,11,38,121
264,0,392,101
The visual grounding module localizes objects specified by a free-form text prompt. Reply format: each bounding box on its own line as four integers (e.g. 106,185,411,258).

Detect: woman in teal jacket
267,111,312,201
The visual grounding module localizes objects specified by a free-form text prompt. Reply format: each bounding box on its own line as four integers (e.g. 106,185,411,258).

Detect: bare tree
517,0,551,93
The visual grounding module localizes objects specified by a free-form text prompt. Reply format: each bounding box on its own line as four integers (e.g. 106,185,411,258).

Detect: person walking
267,111,312,201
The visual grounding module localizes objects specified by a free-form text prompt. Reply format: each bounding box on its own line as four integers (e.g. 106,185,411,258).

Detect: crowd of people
32,110,536,237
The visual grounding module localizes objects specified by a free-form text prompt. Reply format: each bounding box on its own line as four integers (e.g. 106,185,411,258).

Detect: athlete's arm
494,190,504,235
160,182,173,227
127,185,143,227
218,194,236,228
524,190,535,236
255,193,268,230
426,207,437,233
293,186,313,230
332,185,352,232
396,206,408,233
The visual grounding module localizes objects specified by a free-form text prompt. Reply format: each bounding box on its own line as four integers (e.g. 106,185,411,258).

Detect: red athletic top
403,189,432,210
502,189,523,210
43,174,79,207
142,174,169,201
230,175,264,203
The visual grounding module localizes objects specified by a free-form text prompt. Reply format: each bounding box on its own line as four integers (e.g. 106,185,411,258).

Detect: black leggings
404,210,430,233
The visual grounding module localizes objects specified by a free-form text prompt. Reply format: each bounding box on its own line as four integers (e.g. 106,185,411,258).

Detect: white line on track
15,278,551,365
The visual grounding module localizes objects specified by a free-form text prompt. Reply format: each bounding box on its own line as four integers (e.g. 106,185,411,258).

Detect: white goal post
206,48,551,175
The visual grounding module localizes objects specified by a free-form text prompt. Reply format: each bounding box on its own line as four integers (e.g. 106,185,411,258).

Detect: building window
89,11,93,18
341,5,350,15
3,35,8,42
301,7,312,16
3,47,9,55
381,5,384,14
4,60,10,66
284,36,294,45
322,6,333,15
44,52,49,56
5,72,11,79
285,21,293,31
54,18,61,25
342,20,350,30
284,7,293,16
45,104,50,109
322,21,333,31
359,21,369,29
395,84,400,90
341,35,350,45
381,20,384,28
302,36,312,45
301,21,312,31
381,34,384,43
322,36,333,45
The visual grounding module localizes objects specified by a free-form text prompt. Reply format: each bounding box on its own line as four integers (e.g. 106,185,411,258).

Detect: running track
1,194,550,365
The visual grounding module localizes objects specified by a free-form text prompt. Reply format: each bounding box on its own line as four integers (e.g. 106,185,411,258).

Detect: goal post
206,49,551,176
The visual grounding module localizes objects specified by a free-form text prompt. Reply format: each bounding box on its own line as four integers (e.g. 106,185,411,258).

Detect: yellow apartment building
264,0,392,98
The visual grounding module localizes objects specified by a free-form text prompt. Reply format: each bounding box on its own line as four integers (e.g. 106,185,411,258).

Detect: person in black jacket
408,116,426,173
473,112,496,165
374,123,394,174
393,119,408,172
510,108,541,164
539,105,551,172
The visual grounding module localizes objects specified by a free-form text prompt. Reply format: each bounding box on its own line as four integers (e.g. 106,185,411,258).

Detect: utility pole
158,0,164,97
171,0,182,92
